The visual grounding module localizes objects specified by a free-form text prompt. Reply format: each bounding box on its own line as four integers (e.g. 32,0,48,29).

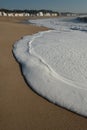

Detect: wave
13,17,87,117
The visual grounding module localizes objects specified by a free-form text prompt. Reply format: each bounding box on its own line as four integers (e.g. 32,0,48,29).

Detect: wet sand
0,16,87,130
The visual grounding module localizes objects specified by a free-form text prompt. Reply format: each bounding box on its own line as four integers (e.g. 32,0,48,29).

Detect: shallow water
13,17,87,117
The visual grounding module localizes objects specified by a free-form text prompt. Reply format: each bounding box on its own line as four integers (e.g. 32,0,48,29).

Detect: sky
0,0,87,13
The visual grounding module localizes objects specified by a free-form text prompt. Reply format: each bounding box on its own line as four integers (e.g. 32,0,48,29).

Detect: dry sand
0,16,87,130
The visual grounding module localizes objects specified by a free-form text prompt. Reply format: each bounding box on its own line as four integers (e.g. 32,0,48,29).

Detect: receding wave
13,17,87,117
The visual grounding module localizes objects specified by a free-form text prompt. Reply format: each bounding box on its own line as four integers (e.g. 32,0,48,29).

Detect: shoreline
0,16,87,130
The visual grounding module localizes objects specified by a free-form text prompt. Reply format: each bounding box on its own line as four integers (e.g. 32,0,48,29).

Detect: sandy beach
0,16,87,130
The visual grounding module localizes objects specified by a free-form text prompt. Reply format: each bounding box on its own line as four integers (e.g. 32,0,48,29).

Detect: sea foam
13,17,87,117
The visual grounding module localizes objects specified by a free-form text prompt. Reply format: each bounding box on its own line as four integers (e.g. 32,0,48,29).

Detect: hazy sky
0,0,87,13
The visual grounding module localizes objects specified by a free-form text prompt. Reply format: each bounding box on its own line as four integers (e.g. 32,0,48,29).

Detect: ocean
13,16,87,117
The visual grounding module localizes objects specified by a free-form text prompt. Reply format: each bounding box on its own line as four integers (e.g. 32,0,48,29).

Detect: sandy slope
0,16,87,130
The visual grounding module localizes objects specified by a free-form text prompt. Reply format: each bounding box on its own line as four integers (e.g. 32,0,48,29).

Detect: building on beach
0,9,59,17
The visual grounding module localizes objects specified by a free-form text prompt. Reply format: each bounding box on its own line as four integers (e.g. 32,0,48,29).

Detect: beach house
2,12,7,16
0,9,59,17
37,12,44,16
0,11,2,16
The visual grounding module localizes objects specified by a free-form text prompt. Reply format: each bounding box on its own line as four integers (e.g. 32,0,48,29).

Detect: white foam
13,17,87,116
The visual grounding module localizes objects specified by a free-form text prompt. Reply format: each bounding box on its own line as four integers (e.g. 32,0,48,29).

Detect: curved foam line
13,33,87,117
13,18,87,117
